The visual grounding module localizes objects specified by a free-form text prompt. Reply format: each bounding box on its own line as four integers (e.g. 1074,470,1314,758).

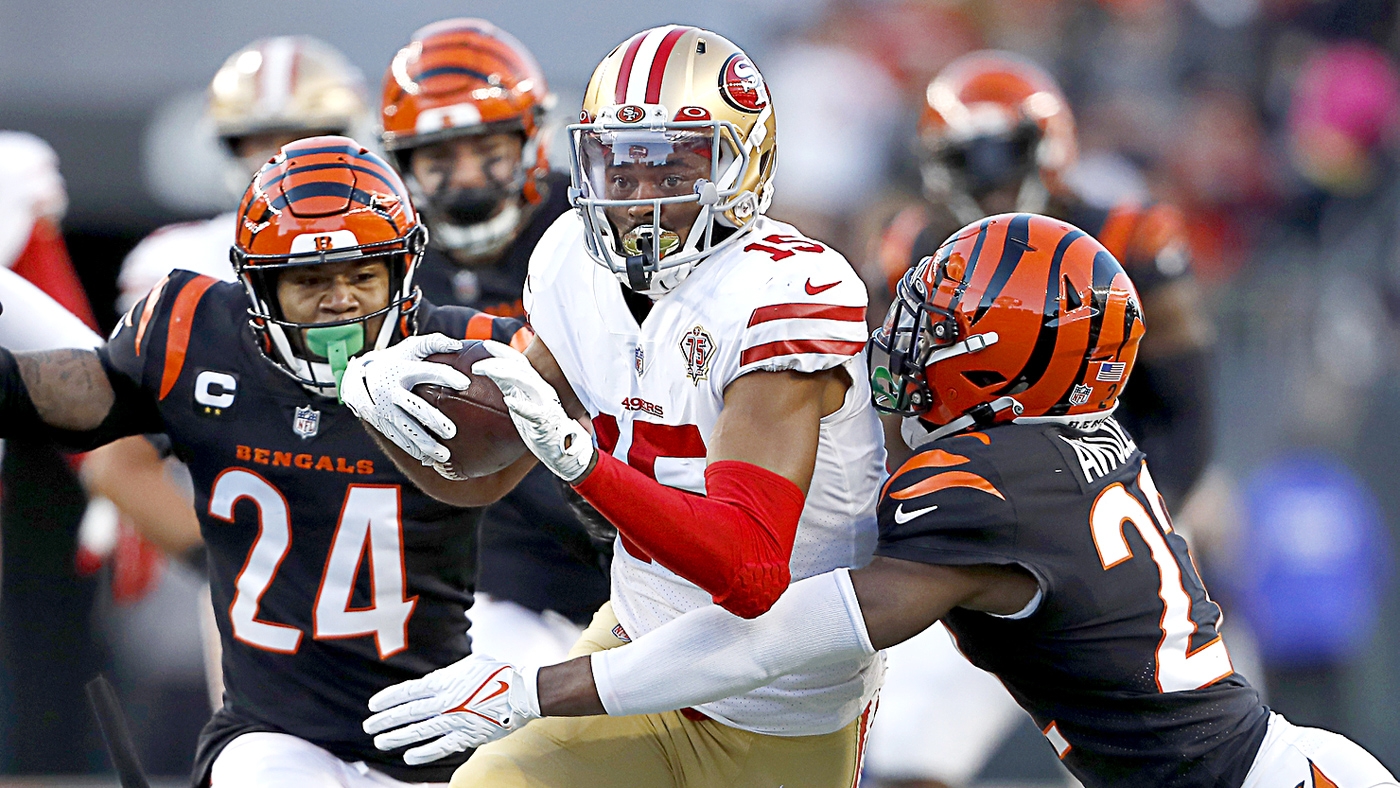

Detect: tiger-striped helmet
232,136,427,395
917,51,1076,225
570,25,777,296
380,19,553,258
869,213,1145,447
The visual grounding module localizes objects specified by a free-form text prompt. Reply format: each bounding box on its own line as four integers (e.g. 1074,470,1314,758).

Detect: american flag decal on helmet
1096,361,1126,382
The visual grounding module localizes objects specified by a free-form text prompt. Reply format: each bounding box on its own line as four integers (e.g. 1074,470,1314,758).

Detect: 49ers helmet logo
616,104,645,123
719,54,769,113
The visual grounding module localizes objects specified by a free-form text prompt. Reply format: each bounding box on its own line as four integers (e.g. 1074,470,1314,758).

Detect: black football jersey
877,419,1268,788
101,270,523,783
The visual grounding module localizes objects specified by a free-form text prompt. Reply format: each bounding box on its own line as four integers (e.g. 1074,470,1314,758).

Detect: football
412,340,527,478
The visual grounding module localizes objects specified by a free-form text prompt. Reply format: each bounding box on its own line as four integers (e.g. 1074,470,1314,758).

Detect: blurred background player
860,50,1217,788
378,18,609,667
80,35,373,711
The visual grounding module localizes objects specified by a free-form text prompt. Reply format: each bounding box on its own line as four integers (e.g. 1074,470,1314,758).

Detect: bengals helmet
918,51,1076,225
232,136,427,395
380,19,552,258
209,37,369,164
571,25,778,296
870,213,1145,447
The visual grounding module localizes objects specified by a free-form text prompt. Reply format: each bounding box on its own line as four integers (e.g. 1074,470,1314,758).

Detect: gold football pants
450,602,873,788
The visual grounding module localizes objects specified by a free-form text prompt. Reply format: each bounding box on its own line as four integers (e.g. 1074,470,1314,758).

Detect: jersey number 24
209,468,416,659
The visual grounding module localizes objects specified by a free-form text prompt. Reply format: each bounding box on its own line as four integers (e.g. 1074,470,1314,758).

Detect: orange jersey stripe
158,276,218,400
881,449,970,499
1311,761,1340,788
889,470,1005,501
465,312,495,341
133,275,170,357
509,325,534,352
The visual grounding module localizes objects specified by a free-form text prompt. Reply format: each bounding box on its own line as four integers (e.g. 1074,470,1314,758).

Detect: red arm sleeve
573,452,805,619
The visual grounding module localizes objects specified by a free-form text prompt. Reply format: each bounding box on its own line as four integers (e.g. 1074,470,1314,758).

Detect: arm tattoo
16,349,116,431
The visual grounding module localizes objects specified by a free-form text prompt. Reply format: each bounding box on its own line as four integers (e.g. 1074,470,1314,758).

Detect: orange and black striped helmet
380,19,551,256
870,213,1145,443
918,51,1076,224
233,135,427,394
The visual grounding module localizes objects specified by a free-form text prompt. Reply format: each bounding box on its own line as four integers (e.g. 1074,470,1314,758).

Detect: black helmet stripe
1046,249,1120,415
972,213,1033,324
995,228,1085,397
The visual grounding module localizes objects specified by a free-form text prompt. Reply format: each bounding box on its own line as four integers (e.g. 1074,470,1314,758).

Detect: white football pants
210,731,446,788
1241,713,1398,788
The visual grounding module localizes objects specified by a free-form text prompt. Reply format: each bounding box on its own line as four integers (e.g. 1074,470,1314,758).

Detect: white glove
471,340,595,483
340,334,467,467
363,654,541,765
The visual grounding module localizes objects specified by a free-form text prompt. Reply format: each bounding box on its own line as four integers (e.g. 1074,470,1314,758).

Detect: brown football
411,341,527,479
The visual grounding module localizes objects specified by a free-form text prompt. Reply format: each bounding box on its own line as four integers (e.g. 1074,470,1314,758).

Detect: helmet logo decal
1096,361,1126,382
617,104,646,123
290,230,359,254
1068,384,1093,407
679,325,716,385
675,106,711,121
719,53,769,113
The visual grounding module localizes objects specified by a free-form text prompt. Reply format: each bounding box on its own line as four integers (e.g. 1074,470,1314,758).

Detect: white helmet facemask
568,109,762,298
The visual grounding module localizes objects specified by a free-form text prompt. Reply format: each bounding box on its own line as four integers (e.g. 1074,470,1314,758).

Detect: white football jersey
117,213,239,314
525,212,885,736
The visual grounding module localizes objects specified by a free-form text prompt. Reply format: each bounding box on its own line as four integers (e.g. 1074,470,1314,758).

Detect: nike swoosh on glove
340,334,468,471
363,654,541,765
471,340,594,483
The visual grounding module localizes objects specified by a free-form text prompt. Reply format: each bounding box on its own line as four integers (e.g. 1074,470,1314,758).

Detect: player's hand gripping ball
414,341,527,479
363,654,541,764
472,341,595,483
340,334,524,479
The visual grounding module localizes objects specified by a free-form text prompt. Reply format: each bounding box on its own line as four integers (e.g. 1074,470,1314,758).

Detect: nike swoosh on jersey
893,503,938,524
805,279,840,295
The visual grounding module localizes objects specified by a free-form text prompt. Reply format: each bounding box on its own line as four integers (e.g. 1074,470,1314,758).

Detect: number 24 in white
1090,464,1233,693
208,468,416,659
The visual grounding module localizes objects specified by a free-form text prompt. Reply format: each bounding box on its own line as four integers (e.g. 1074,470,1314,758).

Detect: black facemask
436,185,512,225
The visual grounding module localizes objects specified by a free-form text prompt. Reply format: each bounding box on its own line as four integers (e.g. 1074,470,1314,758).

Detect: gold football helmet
208,36,369,145
570,25,777,295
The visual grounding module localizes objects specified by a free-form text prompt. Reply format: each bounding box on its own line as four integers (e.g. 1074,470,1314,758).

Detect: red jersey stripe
614,32,648,104
747,303,866,327
158,275,218,400
644,27,688,104
739,339,864,366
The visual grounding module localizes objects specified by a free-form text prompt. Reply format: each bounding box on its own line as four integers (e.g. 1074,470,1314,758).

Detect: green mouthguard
304,324,365,399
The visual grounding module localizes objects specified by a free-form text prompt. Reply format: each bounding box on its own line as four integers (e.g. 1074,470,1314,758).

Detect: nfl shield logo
679,326,716,385
293,405,320,439
1068,384,1093,407
634,345,645,376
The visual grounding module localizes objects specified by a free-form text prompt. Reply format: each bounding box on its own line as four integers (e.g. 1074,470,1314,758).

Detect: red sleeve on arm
11,219,98,331
573,453,805,618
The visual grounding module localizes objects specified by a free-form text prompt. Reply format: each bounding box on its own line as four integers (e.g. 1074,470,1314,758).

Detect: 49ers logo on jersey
719,54,769,113
679,325,716,384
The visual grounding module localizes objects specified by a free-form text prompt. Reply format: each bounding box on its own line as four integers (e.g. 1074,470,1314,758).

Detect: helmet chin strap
902,396,1023,450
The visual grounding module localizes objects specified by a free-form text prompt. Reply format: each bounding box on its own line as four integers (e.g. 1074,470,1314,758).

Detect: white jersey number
1089,464,1233,693
208,469,416,658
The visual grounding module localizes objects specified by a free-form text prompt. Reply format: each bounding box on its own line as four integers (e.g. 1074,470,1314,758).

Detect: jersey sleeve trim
464,312,494,340
739,338,865,366
158,275,218,400
133,274,170,357
747,303,866,327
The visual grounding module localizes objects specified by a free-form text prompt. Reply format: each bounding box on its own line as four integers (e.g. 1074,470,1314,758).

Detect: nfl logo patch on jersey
679,326,716,384
1069,384,1093,406
293,405,320,439
634,345,645,376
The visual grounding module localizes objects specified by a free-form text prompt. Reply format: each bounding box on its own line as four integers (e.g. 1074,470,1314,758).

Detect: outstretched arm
359,557,1037,764
0,346,160,450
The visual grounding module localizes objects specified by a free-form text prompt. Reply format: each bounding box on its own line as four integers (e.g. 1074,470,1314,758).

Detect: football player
345,25,886,787
0,137,535,787
84,35,373,708
879,50,1213,500
373,215,1399,788
378,19,609,666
